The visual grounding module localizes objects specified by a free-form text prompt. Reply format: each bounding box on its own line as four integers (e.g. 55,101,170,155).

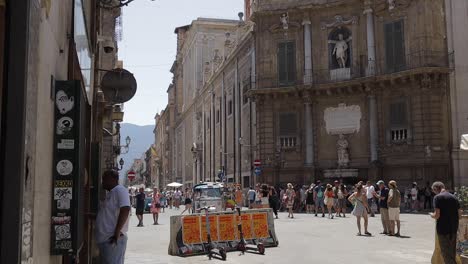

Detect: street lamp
114,158,125,171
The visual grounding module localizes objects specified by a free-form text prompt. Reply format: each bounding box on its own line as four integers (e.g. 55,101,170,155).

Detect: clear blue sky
119,0,244,125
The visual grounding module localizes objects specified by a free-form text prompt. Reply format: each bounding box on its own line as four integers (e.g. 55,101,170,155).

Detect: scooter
200,206,227,260
236,207,266,255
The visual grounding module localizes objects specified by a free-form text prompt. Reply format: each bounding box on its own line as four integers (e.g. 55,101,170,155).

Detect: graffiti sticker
54,187,72,200
56,160,73,176
57,139,75,150
56,117,74,135
54,224,71,240
55,90,74,114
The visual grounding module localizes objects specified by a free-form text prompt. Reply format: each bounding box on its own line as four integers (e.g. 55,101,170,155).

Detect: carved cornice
321,15,358,30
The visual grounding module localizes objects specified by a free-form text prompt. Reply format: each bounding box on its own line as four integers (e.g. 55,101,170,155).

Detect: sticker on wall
57,139,75,150
56,160,73,176
55,90,75,114
56,117,74,135
54,224,71,240
52,216,71,225
54,240,72,250
57,199,71,210
55,180,73,188
54,187,72,200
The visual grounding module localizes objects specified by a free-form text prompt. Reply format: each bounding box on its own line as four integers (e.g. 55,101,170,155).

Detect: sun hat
377,180,384,185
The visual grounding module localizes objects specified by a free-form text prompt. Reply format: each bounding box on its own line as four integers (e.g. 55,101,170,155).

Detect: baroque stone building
249,0,453,188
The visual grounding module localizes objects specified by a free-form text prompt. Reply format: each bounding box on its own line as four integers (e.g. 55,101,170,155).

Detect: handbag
155,203,161,208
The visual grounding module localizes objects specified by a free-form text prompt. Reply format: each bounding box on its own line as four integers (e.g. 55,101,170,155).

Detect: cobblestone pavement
125,207,435,264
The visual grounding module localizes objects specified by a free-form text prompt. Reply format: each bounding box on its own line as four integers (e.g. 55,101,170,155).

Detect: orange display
201,215,219,242
252,213,269,238
218,214,236,241
182,216,201,244
241,213,253,239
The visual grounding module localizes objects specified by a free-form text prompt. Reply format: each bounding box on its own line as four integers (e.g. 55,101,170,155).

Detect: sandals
365,231,372,236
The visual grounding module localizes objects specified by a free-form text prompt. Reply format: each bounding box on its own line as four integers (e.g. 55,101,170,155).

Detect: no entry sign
127,171,136,181
254,159,261,167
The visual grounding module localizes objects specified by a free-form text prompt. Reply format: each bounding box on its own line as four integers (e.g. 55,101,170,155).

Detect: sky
119,0,245,126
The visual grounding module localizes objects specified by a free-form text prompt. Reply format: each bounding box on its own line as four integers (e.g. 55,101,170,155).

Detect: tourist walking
431,181,461,264
174,189,182,209
314,181,326,217
135,187,145,227
335,183,348,217
96,170,131,264
305,185,315,214
424,182,433,210
160,190,167,213
269,187,279,219
285,183,296,218
376,180,390,234
366,181,376,217
411,182,419,212
260,184,270,208
151,188,161,225
324,184,335,219
388,180,401,236
181,190,193,215
247,186,256,209
235,186,244,207
300,186,307,213
348,184,371,236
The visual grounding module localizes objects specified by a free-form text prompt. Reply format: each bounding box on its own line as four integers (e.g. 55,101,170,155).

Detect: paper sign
201,215,219,242
241,214,253,239
182,216,201,244
218,215,236,241
252,213,269,238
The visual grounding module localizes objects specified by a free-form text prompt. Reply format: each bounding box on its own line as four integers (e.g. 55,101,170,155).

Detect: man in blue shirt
135,187,145,227
247,186,256,209
376,180,390,234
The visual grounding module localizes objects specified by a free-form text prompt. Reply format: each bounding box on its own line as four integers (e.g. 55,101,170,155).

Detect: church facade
248,0,453,188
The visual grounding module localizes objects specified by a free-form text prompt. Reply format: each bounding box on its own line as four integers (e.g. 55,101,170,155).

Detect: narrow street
126,208,435,264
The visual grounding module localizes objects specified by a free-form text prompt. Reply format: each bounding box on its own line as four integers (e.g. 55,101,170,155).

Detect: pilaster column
303,19,313,84
369,94,378,162
304,98,314,166
364,7,376,76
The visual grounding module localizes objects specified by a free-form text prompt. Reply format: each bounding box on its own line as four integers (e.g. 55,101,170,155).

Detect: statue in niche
337,134,350,168
280,13,289,30
212,49,222,69
329,32,352,69
388,0,396,10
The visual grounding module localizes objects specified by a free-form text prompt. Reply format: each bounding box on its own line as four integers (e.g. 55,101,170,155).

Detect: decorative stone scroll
324,103,362,135
321,15,358,30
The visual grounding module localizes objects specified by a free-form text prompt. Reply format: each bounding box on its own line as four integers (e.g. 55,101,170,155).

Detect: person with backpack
314,181,326,217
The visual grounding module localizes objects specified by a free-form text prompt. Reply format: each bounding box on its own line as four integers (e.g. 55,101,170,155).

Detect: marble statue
280,13,289,30
388,0,396,10
337,134,350,167
329,33,352,68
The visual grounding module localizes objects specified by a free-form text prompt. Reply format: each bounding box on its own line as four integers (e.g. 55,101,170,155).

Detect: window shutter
278,43,287,84
393,21,405,70
286,42,295,84
385,23,395,72
279,113,297,136
390,101,407,126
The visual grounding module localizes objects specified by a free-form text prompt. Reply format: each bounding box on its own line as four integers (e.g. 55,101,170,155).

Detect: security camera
102,39,115,54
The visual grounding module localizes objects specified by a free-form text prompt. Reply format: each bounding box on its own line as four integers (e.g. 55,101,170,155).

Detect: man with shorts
366,181,376,217
387,180,401,236
247,186,256,209
135,187,145,227
431,181,461,264
376,180,390,234
314,181,325,217
96,170,131,264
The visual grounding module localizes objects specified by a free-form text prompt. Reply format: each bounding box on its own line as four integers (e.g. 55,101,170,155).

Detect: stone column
369,95,378,162
303,19,313,84
364,7,376,76
304,99,314,166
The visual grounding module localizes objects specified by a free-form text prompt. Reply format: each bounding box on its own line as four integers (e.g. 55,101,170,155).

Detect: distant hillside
119,123,154,177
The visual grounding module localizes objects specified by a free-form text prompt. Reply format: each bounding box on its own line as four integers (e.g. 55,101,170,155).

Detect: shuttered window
278,42,296,86
279,113,297,136
385,20,406,73
390,101,407,126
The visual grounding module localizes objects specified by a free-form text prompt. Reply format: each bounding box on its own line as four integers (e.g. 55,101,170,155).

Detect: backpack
317,187,324,199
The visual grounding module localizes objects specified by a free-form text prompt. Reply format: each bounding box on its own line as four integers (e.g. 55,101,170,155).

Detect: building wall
445,0,468,186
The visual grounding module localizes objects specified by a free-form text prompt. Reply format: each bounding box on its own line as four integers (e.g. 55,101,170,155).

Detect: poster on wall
51,80,81,255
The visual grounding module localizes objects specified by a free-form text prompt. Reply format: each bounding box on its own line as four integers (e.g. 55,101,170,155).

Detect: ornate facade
249,0,453,188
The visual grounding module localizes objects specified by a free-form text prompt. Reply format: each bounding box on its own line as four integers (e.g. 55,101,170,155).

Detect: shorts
317,198,325,208
380,208,389,221
136,208,144,215
388,207,400,221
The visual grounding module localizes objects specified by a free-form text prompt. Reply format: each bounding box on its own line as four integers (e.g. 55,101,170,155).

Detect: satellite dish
100,68,137,104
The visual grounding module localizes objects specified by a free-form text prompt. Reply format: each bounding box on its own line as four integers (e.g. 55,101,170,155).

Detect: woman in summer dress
348,184,371,236
285,183,296,218
324,184,335,219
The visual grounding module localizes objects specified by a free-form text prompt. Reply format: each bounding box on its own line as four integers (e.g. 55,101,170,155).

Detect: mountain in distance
119,123,155,177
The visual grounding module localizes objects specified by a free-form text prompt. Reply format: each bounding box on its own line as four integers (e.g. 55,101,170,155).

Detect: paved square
125,208,435,264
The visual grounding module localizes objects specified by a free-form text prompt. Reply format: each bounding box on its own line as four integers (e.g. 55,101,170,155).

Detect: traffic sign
127,171,136,181
254,167,262,176
254,159,261,166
